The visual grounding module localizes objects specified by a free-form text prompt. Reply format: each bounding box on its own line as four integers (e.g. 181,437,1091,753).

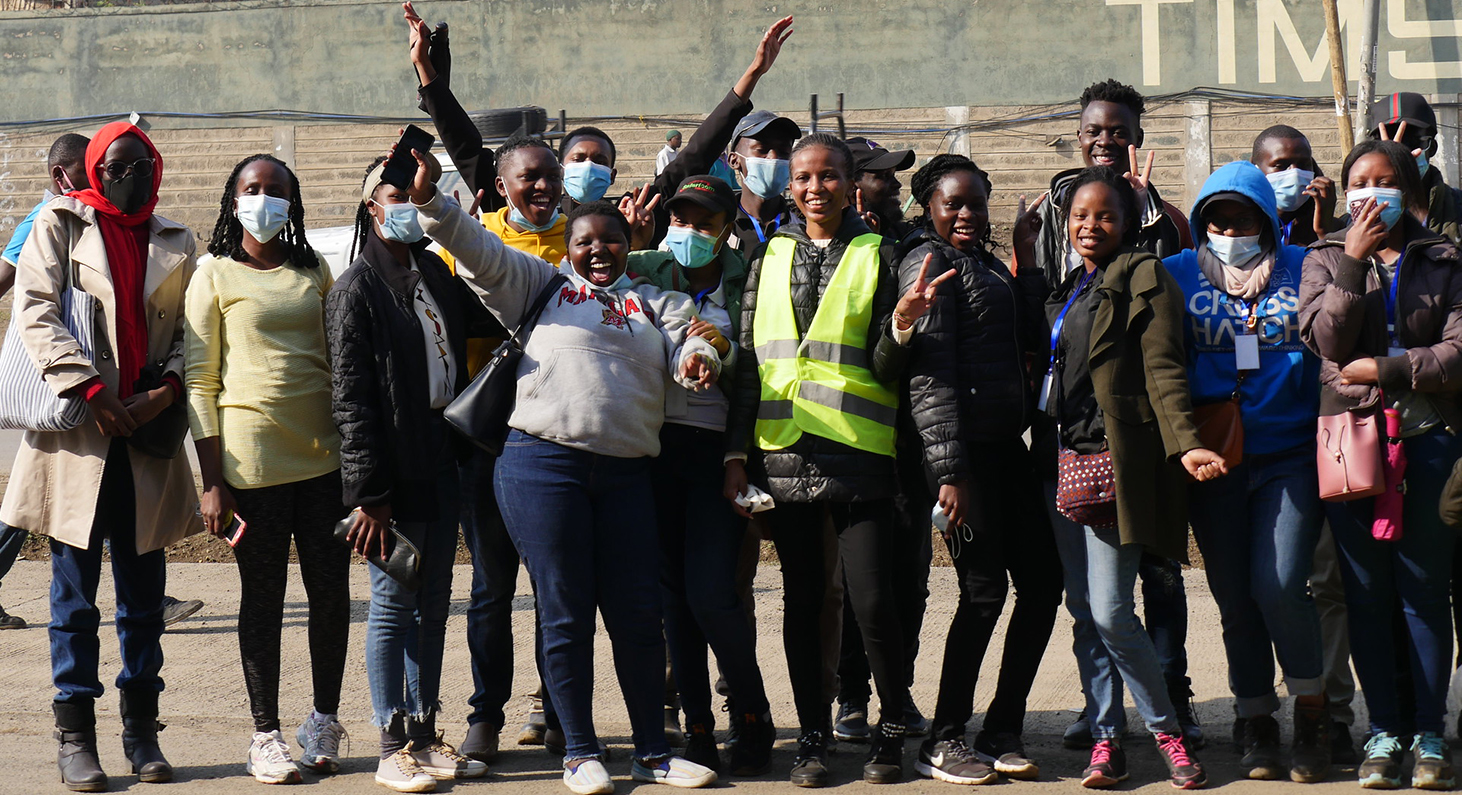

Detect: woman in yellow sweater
184,154,351,785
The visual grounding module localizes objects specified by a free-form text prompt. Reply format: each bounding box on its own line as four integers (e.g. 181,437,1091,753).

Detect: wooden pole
1322,0,1355,155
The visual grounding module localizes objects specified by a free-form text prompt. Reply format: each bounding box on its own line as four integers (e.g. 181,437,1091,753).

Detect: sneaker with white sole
376,749,436,793
564,757,614,795
246,730,301,785
630,755,718,788
296,713,348,774
409,733,488,779
915,738,996,785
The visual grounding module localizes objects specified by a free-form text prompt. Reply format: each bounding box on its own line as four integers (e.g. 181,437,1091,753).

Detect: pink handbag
1317,408,1386,501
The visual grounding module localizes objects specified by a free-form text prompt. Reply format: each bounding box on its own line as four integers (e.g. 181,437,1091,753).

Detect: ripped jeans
365,468,460,729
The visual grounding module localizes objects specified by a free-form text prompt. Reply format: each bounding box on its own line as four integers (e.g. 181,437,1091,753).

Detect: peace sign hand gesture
894,253,957,331
618,184,662,251
1123,144,1156,206
1378,120,1426,162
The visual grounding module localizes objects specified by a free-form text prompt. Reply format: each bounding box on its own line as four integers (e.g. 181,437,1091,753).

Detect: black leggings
766,499,908,732
231,470,351,733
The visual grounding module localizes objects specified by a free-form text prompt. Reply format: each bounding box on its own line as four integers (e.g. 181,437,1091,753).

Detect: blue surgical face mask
1417,150,1431,178
1205,232,1264,267
741,156,790,199
1265,167,1315,214
664,226,722,269
1347,187,1406,230
507,195,562,233
563,161,613,203
376,201,424,244
236,194,292,244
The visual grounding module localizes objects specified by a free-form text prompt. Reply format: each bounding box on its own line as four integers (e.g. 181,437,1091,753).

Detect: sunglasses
98,157,155,180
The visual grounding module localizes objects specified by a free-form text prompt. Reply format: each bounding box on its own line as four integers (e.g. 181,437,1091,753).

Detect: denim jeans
1137,552,1189,690
1189,443,1325,717
495,430,669,761
1048,485,1179,739
459,448,522,730
1329,427,1462,736
51,440,166,703
652,423,769,729
366,465,460,729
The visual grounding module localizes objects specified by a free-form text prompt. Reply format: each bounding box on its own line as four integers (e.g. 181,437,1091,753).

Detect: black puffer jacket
326,234,499,521
899,229,1045,487
727,212,910,502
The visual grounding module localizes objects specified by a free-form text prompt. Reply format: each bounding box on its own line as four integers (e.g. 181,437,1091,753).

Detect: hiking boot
55,700,107,793
1155,731,1207,789
1171,684,1206,750
1331,721,1358,765
297,711,348,773
460,722,499,764
409,732,487,779
915,738,995,785
833,700,870,743
160,595,203,628
1411,732,1456,790
973,729,1038,780
863,722,904,784
903,701,931,738
1081,739,1128,788
1064,708,1094,750
1358,732,1404,789
376,749,436,793
682,724,720,773
789,730,828,788
0,603,25,629
1291,702,1332,783
728,712,774,777
630,755,717,788
519,694,546,745
120,691,172,783
1238,714,1284,780
247,730,301,784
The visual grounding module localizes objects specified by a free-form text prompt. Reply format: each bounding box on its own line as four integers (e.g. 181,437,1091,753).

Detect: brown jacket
0,197,201,553
1085,247,1203,561
1298,216,1462,429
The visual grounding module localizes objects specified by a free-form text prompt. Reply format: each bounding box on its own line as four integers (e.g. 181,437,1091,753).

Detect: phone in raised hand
382,124,436,190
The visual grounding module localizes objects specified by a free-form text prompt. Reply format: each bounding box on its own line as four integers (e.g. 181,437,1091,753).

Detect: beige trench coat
0,197,202,553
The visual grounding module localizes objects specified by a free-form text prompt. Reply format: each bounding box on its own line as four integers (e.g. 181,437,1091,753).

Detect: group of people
7,5,1462,794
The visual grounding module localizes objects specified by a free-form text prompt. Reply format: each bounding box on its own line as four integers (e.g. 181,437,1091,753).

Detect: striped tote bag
0,276,97,432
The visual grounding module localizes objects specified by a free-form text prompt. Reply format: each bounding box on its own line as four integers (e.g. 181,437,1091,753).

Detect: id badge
1235,333,1261,371
1037,372,1054,411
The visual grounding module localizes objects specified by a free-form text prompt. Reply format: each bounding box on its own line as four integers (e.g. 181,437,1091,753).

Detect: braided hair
207,154,318,269
349,154,390,263
790,132,855,176
908,153,997,253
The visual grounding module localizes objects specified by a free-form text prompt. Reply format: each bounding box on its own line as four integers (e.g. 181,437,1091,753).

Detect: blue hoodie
1163,160,1319,456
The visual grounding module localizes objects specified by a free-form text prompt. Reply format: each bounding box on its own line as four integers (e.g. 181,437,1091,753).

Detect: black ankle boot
54,700,107,792
119,690,172,783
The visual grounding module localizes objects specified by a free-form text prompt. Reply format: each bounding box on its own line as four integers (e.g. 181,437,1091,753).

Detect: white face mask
1206,233,1264,267
376,201,425,244
235,194,292,244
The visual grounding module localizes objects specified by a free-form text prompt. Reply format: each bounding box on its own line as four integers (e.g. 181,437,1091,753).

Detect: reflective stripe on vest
751,233,897,456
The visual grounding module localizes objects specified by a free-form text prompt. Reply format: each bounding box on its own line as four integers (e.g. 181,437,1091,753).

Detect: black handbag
126,363,189,459
444,273,566,455
333,509,422,591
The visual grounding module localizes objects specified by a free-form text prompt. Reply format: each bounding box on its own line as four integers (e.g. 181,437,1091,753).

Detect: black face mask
103,173,152,215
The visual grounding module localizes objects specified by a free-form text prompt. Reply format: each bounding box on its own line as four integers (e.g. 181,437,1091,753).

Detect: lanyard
1384,255,1402,344
742,207,784,243
1048,268,1097,365
1280,219,1294,247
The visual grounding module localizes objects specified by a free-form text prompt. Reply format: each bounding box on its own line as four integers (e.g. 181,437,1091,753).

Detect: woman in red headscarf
1,122,200,791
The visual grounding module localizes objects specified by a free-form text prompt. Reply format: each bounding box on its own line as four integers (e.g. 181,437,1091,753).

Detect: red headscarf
71,122,164,397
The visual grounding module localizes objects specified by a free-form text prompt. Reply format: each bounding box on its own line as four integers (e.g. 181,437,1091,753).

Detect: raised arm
405,2,496,204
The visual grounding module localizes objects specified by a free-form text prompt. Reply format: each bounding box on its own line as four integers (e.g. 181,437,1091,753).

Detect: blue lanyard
742,207,784,243
1280,219,1294,247
1049,268,1097,365
1385,255,1401,344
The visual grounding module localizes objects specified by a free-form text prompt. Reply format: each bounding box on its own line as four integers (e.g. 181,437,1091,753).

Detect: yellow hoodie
438,207,569,376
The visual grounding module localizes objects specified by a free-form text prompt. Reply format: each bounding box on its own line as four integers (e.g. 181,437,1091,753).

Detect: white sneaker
246,730,301,785
564,757,614,795
630,755,717,788
409,733,488,779
296,713,348,774
375,750,436,793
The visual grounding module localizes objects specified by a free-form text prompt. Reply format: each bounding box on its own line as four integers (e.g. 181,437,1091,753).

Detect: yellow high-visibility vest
752,233,897,456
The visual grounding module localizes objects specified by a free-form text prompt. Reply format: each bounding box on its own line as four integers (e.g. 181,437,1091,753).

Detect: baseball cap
731,110,802,148
1368,92,1437,138
667,175,738,217
846,137,916,173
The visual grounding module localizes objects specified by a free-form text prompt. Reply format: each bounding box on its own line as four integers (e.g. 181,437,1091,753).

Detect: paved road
0,560,1399,794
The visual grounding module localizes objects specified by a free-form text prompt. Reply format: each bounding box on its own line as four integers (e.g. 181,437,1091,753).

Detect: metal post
1354,0,1381,142
835,93,846,139
810,94,819,134
1322,0,1355,155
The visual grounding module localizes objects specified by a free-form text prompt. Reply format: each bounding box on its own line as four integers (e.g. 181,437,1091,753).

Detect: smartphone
381,124,436,190
222,514,248,548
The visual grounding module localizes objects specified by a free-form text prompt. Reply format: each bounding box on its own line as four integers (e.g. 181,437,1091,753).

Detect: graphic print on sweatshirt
556,281,658,331
1184,265,1304,353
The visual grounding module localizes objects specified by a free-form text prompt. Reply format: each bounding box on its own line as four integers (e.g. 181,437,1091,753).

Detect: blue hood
1188,160,1282,248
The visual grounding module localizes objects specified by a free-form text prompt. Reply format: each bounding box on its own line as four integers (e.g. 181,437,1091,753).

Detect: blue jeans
366,466,460,728
1329,427,1462,736
1137,553,1189,690
1048,487,1178,739
459,448,522,730
1190,444,1325,717
652,423,769,728
51,440,165,703
495,430,669,761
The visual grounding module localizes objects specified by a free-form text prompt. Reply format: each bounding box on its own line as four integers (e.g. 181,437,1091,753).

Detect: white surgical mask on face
376,201,425,243
1205,232,1264,267
235,194,291,243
